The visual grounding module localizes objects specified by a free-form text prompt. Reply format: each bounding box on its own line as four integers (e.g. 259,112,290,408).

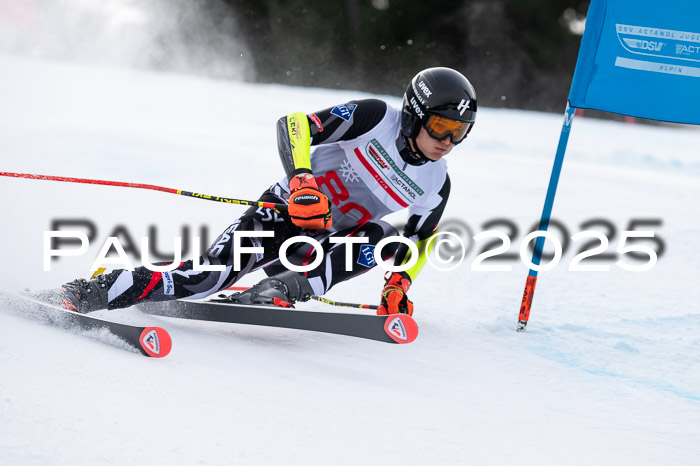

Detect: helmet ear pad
401,92,424,140
401,107,422,140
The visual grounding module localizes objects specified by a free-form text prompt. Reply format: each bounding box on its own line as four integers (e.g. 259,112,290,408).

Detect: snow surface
1,55,700,465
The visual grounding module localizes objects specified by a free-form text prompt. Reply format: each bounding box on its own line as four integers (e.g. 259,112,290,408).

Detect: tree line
216,0,591,112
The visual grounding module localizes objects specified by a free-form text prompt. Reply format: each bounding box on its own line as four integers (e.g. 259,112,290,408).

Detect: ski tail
384,314,419,344
5,291,172,358
139,327,172,358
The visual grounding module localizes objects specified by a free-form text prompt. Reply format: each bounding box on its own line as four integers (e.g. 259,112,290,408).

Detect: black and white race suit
99,99,450,310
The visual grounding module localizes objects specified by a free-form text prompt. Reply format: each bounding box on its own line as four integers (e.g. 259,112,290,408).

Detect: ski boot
60,274,112,313
223,271,314,308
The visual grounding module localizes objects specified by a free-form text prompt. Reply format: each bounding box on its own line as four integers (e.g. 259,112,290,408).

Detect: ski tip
384,314,419,344
139,327,172,358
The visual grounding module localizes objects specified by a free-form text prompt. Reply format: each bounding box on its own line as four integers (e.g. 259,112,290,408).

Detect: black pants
103,186,398,310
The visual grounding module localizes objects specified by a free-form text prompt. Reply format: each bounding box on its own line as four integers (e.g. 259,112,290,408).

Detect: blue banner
569,0,700,124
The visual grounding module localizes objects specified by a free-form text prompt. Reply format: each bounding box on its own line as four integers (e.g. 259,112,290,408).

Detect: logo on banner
615,24,700,78
676,44,700,59
622,38,665,52
331,103,358,121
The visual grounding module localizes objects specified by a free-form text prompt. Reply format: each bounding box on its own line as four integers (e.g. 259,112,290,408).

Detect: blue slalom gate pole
517,102,576,332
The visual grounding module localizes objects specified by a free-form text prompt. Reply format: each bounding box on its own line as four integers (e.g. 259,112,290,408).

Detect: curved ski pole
0,171,288,212
226,286,378,310
310,296,379,310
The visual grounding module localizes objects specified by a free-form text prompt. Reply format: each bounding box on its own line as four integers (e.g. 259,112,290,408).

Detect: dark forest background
1,0,591,113
213,0,591,112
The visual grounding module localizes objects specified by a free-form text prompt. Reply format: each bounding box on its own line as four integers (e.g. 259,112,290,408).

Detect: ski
139,300,418,344
14,294,172,358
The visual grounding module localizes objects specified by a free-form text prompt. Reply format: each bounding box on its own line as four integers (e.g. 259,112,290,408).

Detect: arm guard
394,174,451,282
396,235,439,282
276,100,387,179
276,112,312,179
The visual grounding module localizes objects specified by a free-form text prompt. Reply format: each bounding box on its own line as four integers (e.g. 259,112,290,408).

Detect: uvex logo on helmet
418,80,432,97
409,97,425,119
401,67,478,151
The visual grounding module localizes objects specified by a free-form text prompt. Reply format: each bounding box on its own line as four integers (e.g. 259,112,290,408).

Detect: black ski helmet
401,67,477,143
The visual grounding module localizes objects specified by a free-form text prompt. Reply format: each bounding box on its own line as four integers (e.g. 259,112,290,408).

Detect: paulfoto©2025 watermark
42,216,664,274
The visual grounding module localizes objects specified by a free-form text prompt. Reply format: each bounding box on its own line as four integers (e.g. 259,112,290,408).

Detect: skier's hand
288,173,332,230
377,272,413,316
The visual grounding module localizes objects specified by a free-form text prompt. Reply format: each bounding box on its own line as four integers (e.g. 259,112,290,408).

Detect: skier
60,67,477,316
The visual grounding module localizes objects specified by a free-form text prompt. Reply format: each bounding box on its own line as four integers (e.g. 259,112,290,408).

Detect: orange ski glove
288,172,332,230
377,272,414,316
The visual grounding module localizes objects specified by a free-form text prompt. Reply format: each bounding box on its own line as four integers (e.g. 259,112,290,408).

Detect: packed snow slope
1,55,699,465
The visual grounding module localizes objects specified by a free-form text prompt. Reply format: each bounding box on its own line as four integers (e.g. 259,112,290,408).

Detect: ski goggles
423,114,473,144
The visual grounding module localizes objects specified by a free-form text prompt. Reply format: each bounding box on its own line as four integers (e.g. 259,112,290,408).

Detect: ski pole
0,171,288,212
310,296,379,310
7,171,386,311
227,286,378,310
